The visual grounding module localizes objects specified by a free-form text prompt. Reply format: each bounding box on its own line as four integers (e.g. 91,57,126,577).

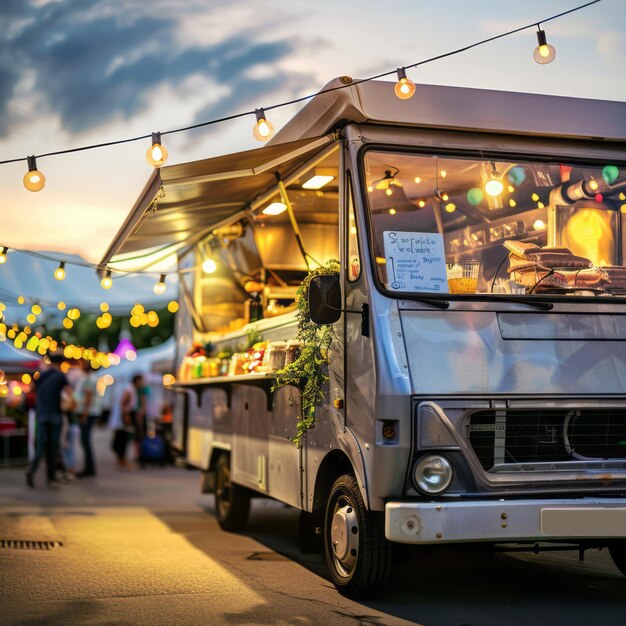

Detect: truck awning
100,133,336,266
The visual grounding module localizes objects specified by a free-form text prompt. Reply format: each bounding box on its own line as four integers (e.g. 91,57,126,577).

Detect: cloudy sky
0,0,624,264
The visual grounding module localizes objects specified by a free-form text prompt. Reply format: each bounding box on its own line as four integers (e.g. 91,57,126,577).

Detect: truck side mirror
308,275,342,325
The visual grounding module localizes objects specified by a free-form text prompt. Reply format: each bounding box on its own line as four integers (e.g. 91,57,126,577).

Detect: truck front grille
467,409,626,471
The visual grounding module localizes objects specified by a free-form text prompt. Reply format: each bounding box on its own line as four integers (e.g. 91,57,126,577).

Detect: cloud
0,0,319,136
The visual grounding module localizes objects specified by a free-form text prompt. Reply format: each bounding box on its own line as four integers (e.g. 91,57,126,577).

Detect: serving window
363,150,626,298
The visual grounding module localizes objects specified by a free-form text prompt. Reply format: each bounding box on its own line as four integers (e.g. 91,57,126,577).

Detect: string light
153,274,167,295
23,156,46,192
146,132,168,167
253,108,274,142
485,164,504,197
533,26,556,64
54,261,66,281
0,247,7,264
0,2,601,188
394,67,416,99
101,270,113,290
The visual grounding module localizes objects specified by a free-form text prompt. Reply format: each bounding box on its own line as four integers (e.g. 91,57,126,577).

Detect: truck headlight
413,454,453,495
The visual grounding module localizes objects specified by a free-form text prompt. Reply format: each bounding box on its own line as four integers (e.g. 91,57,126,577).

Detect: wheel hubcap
330,501,359,576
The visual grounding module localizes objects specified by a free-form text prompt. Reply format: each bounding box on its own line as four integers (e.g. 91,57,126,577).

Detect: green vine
272,259,340,446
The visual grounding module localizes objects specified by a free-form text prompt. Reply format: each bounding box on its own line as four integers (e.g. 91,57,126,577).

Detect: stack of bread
504,241,592,293
504,240,626,293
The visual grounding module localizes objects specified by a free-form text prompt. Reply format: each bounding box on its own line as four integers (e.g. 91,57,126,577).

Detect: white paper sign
383,231,448,293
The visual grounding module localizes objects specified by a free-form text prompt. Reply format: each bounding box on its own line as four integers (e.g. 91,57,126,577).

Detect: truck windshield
363,150,626,299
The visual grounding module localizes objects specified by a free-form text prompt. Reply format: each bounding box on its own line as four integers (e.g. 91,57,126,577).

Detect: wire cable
0,0,601,167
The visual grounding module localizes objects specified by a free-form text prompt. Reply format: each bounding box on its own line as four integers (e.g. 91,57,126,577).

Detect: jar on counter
228,353,246,376
263,342,288,373
284,340,303,366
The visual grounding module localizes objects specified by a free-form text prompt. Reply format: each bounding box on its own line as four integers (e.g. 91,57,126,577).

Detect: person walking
75,360,101,477
109,374,144,468
25,353,74,489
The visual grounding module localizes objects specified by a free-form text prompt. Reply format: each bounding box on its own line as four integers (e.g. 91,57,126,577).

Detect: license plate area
541,507,626,537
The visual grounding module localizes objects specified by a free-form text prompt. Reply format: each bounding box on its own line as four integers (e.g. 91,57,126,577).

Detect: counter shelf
171,372,302,412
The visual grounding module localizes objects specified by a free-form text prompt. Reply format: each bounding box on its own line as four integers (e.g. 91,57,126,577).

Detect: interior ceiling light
262,202,287,216
394,67,416,100
374,168,402,190
202,258,217,274
301,168,335,190
485,163,504,197
146,132,168,167
253,108,274,142
533,26,556,64
23,156,45,192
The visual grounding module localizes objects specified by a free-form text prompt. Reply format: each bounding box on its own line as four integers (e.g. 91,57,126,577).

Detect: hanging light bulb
153,274,167,295
533,27,556,64
394,67,416,100
101,270,113,290
202,258,217,274
485,164,504,197
54,262,66,281
146,132,168,167
0,247,7,264
253,108,274,142
23,156,46,192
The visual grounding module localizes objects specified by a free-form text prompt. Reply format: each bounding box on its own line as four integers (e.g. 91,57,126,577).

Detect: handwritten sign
383,231,448,293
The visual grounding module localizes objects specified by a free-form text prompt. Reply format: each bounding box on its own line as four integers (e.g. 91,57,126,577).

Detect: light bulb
394,68,416,100
0,247,7,264
23,156,46,192
54,262,66,281
533,29,556,64
101,270,113,290
202,258,217,273
146,132,168,167
262,202,287,215
485,162,504,198
153,274,167,295
253,108,274,142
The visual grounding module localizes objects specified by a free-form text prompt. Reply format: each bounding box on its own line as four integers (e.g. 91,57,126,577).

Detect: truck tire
609,541,626,576
215,455,250,532
323,474,392,597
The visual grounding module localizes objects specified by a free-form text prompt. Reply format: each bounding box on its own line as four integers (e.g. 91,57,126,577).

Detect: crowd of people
24,353,162,489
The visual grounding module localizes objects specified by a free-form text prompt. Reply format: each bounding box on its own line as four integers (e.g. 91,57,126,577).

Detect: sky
0,0,625,269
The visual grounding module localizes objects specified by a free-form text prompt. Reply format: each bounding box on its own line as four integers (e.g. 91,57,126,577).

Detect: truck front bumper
385,498,626,544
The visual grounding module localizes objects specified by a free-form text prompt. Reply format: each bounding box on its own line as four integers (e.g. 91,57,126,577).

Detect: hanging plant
272,259,340,446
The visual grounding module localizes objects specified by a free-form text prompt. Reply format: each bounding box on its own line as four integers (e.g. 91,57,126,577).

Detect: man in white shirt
75,361,102,477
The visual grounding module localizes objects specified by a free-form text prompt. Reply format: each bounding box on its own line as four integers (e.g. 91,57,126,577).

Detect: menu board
383,231,448,293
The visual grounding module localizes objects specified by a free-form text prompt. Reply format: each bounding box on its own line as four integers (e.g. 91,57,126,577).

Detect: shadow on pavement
177,497,626,626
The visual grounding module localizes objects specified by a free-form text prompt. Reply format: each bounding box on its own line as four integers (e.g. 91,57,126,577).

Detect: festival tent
0,251,178,326
0,341,41,374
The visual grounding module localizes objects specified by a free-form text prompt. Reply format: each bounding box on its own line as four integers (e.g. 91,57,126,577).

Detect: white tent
0,340,41,374
0,251,178,325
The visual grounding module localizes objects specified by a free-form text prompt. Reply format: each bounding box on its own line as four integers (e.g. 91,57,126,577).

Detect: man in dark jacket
25,353,74,489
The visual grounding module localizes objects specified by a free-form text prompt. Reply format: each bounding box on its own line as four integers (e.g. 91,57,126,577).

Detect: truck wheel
323,474,392,597
215,455,250,532
609,541,626,576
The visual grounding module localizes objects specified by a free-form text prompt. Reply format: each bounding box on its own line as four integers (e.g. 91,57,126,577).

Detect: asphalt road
1,428,625,626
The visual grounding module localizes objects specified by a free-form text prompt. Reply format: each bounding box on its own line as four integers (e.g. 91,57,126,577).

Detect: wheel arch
311,449,368,519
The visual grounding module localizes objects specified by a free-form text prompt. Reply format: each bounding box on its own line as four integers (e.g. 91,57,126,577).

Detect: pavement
1,427,626,625
0,427,414,626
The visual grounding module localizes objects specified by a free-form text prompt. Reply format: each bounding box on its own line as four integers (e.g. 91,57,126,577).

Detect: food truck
102,77,626,596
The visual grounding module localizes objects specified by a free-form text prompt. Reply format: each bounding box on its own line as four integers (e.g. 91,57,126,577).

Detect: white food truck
102,78,626,597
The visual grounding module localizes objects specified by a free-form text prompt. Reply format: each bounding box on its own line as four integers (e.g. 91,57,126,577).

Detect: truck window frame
357,142,626,306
